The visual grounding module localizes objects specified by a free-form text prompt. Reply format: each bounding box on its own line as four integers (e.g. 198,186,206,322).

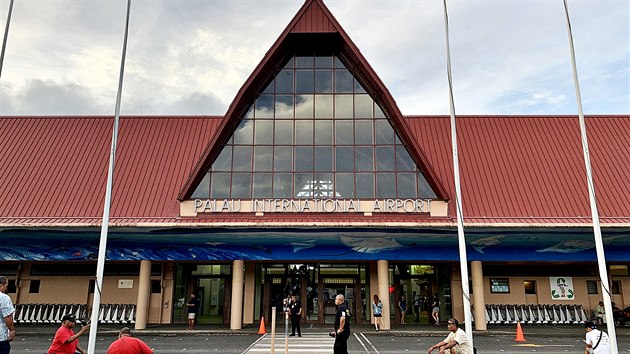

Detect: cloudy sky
0,0,627,116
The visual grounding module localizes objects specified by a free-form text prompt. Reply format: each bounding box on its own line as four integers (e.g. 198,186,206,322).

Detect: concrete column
369,263,378,325
377,260,390,330
135,260,151,330
230,260,245,330
471,261,487,330
243,262,256,325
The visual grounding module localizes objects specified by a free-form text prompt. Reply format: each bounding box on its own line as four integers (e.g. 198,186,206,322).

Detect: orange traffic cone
258,317,267,335
514,321,526,342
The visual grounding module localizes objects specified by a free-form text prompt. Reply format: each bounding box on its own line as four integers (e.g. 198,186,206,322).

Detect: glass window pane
262,81,274,94
275,95,294,119
396,146,415,171
356,147,373,171
276,70,294,94
232,146,252,171
295,120,313,145
275,120,293,145
283,57,294,69
333,56,345,69
376,173,396,198
314,173,334,197
315,56,333,68
354,78,367,93
231,173,252,198
273,173,292,198
294,173,313,198
335,120,353,145
335,173,354,198
314,146,332,172
335,95,353,118
254,146,272,171
295,95,314,119
315,95,333,118
375,120,395,144
315,120,333,144
296,70,314,94
274,146,292,172
375,103,386,118
254,120,273,144
355,120,373,145
233,120,253,145
356,173,374,198
375,146,395,171
191,173,210,198
295,146,313,171
296,56,314,68
335,70,353,93
355,94,372,118
397,172,417,198
255,95,274,118
315,70,332,93
212,146,232,171
253,173,272,198
210,172,230,198
244,105,254,119
418,173,437,198
335,147,354,172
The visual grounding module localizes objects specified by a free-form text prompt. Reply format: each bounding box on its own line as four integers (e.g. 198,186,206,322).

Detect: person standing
398,295,407,324
107,327,154,354
0,276,15,354
583,321,611,354
47,314,89,354
431,293,441,325
413,291,420,323
330,294,350,354
289,294,302,337
372,294,384,331
186,293,200,330
427,318,473,354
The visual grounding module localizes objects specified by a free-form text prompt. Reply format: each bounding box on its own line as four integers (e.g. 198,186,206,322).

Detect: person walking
583,321,611,354
289,294,302,337
372,294,384,331
0,276,15,354
413,291,420,323
186,293,200,330
107,327,154,354
47,314,89,354
330,294,350,354
398,295,407,324
427,318,473,354
431,293,441,325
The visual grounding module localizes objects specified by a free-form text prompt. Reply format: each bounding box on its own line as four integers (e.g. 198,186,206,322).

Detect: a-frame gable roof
178,0,448,200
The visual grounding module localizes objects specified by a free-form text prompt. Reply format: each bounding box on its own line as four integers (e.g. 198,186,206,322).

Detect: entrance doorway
394,264,445,324
173,264,231,325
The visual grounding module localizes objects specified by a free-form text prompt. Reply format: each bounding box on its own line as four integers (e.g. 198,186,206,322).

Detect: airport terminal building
1,0,630,330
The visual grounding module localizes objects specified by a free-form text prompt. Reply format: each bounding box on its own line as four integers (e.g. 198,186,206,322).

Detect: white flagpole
0,0,15,79
442,0,473,344
87,0,131,353
562,1,617,352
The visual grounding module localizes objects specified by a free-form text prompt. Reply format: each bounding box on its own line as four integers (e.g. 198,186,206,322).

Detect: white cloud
0,0,627,116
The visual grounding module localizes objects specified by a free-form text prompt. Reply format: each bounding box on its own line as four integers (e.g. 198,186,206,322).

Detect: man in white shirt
584,321,611,354
427,318,473,354
0,276,16,354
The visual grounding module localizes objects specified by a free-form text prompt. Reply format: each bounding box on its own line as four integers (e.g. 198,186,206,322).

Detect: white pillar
471,261,487,331
230,260,244,330
243,262,255,325
135,260,151,330
377,260,390,330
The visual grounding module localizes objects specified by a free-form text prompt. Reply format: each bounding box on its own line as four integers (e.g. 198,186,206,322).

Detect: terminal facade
1,0,629,330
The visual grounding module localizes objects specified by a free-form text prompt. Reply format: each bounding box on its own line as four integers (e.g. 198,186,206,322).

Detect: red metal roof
1,115,630,227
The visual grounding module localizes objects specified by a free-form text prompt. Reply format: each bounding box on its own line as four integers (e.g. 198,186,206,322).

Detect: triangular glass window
192,54,437,200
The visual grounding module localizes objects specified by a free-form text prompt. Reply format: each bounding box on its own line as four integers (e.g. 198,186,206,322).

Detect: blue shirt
0,292,15,341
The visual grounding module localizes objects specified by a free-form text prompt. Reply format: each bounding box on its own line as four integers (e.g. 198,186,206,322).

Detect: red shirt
107,336,154,354
48,326,78,354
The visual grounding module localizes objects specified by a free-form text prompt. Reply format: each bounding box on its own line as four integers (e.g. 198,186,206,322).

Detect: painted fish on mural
339,234,406,253
470,235,503,253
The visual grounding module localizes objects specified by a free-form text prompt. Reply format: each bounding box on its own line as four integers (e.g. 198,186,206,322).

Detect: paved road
8,330,630,353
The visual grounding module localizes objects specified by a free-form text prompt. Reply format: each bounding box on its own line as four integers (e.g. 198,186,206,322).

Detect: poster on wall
550,277,575,300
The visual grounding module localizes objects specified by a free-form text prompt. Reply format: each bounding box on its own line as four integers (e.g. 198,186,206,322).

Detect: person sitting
593,301,606,325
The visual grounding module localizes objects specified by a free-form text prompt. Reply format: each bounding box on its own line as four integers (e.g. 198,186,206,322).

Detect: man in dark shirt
330,294,350,354
186,293,200,330
289,295,302,337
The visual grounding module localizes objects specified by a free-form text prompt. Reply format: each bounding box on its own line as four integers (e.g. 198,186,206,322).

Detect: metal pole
87,0,131,353
0,0,15,79
442,0,473,344
271,307,276,354
562,1,617,352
